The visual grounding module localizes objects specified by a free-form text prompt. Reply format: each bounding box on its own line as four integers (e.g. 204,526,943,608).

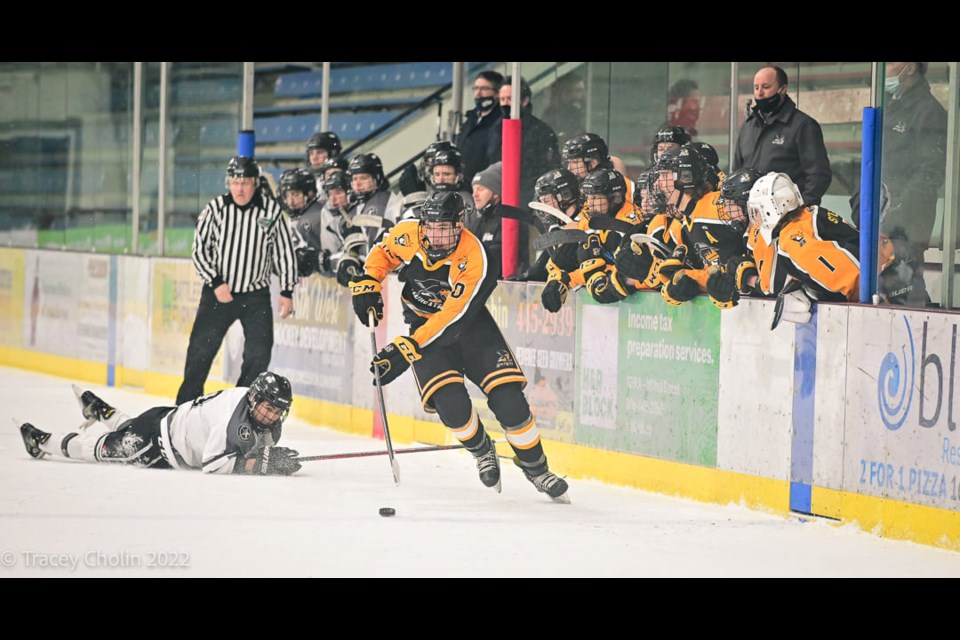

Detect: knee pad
94,428,153,464
429,384,473,429
486,383,531,428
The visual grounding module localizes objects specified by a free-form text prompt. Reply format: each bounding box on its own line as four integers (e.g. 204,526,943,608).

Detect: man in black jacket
733,65,832,206
457,70,504,186
500,75,561,213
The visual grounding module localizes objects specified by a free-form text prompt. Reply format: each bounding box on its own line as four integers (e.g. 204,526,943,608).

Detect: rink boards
0,248,957,550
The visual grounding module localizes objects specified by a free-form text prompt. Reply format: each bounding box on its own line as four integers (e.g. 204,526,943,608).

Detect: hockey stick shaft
296,443,467,463
370,308,401,485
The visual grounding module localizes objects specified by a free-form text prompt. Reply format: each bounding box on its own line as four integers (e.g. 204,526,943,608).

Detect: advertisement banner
847,308,959,511
470,282,576,441
150,260,209,375
0,249,25,348
577,291,720,466
243,275,355,405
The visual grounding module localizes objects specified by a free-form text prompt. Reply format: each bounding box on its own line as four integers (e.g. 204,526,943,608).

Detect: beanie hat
472,161,503,195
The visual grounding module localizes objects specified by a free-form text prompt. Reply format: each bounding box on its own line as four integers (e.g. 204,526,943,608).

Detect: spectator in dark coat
457,70,504,186
500,75,561,214
733,65,832,206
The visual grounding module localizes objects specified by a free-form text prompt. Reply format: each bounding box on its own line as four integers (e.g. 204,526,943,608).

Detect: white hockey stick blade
630,233,671,259
529,201,574,225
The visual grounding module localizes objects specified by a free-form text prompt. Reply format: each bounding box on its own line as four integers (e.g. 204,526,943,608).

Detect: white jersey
159,387,278,475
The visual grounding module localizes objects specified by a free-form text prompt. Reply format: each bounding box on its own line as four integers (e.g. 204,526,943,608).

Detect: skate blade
550,493,571,504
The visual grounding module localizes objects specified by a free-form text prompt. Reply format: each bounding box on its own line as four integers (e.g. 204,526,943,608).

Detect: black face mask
475,96,496,112
754,91,783,113
501,105,511,119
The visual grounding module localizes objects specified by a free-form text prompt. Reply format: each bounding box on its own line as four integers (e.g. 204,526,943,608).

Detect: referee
176,156,298,405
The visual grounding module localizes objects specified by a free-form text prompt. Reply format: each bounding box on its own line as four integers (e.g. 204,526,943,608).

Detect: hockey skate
473,438,502,493
72,384,116,422
515,458,570,503
20,423,51,459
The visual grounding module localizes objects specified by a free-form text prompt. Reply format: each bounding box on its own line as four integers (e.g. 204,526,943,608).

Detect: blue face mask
885,66,907,94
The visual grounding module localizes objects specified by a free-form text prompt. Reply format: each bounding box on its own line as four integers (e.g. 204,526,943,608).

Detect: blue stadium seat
274,62,453,99
199,119,238,146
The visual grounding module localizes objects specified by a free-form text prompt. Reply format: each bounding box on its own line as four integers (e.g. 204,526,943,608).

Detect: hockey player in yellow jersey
348,190,570,502
650,144,750,307
747,172,860,326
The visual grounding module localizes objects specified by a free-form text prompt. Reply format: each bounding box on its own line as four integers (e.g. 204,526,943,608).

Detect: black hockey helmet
247,371,293,431
322,170,351,194
656,143,709,196
306,131,342,158
226,155,260,179
421,140,458,182
581,168,627,218
429,147,464,187
321,155,349,177
650,125,692,164
561,133,609,165
419,190,465,262
692,141,719,170
348,153,386,202
278,169,318,216
718,167,763,230
533,168,583,225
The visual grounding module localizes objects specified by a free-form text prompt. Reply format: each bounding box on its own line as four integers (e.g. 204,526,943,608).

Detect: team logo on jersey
395,233,411,247
892,120,907,134
791,231,807,247
495,350,516,369
411,279,451,308
772,134,785,145
237,424,253,442
458,256,468,272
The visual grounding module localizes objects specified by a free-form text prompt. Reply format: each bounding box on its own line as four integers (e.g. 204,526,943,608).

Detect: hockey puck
379,507,396,517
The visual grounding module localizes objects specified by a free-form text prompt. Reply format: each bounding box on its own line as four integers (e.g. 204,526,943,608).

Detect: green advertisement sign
576,291,720,467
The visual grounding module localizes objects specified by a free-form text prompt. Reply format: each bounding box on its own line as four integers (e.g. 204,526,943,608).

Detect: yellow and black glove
613,235,655,282
541,271,572,313
705,266,739,309
587,268,634,304
349,275,383,326
661,270,701,306
576,233,607,282
655,245,688,282
371,336,421,385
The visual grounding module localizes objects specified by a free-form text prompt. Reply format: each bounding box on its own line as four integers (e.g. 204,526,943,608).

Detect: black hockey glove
614,235,655,282
541,271,571,313
371,336,422,385
349,275,383,326
656,245,688,281
295,246,320,277
337,255,363,287
706,267,739,309
587,269,634,304
398,163,426,196
726,254,758,295
661,271,701,306
250,446,301,476
577,233,607,282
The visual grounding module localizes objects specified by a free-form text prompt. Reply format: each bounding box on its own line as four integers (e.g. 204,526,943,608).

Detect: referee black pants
176,286,273,405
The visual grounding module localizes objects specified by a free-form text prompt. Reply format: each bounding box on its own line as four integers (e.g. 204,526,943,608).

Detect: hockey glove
705,267,739,309
250,446,301,476
398,163,426,196
771,281,814,330
577,233,607,282
655,245,688,281
587,268,634,304
726,254,759,294
371,336,422,385
661,271,701,306
295,246,320,277
349,275,383,326
541,271,571,313
614,235,655,282
337,255,363,287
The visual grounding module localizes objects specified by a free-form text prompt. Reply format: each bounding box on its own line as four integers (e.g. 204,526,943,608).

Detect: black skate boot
72,384,116,421
516,458,570,503
473,437,502,493
20,423,51,459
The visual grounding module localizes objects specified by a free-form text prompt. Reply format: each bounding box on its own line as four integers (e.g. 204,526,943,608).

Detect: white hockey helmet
747,172,803,243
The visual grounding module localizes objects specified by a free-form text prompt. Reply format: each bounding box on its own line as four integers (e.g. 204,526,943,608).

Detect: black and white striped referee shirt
192,191,298,295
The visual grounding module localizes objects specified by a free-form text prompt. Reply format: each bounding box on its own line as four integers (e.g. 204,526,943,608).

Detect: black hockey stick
533,229,589,251
296,443,467,463
370,308,401,486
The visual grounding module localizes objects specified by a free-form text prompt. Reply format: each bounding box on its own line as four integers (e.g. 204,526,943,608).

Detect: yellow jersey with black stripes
363,219,498,347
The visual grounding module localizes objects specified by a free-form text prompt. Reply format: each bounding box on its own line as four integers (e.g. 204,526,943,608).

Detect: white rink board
717,298,794,479
843,307,960,511
117,256,151,372
812,304,850,489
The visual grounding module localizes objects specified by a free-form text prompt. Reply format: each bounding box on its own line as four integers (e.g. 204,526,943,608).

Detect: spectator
666,79,702,136
542,72,587,146
733,65,832,206
176,156,297,405
878,62,947,306
457,70,504,186
500,75,561,211
470,161,532,276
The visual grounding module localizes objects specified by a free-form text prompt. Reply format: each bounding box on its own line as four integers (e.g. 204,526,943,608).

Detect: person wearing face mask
733,65,832,207
456,70,505,186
